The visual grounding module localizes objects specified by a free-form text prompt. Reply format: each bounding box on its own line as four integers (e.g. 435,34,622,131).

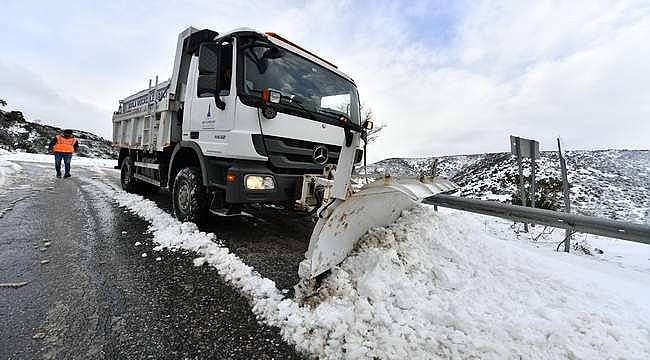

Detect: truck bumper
224,161,303,204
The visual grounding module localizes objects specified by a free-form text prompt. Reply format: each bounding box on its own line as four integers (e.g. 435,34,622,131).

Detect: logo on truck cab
312,145,329,165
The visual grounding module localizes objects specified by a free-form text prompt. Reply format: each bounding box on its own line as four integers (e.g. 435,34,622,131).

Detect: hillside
363,150,650,224
0,110,116,159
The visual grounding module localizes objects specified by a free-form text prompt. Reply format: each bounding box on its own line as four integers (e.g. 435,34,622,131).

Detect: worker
48,129,79,178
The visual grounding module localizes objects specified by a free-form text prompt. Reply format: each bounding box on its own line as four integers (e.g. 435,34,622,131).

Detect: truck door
184,40,236,156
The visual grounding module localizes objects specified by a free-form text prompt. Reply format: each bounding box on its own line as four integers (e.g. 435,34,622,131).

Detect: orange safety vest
53,135,77,153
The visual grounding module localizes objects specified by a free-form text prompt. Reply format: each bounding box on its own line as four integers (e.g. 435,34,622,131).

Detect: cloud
352,0,650,160
0,63,112,136
1,0,649,161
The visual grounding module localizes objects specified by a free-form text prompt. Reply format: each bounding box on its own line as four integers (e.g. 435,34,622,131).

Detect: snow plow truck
112,27,457,296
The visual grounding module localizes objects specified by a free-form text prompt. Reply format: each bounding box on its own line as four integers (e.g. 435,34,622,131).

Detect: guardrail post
558,138,572,252
530,140,536,228
515,137,528,232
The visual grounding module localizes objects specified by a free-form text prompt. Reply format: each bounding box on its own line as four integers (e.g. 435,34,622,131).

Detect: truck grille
252,135,363,174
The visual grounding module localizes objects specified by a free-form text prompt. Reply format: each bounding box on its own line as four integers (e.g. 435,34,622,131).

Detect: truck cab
113,27,364,222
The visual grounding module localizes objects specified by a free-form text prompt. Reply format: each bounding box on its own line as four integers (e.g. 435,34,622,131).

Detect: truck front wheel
172,167,208,224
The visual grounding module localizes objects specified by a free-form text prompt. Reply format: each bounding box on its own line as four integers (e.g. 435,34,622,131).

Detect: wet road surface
0,162,308,359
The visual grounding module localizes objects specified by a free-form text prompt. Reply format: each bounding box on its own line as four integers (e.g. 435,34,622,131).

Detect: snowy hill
0,109,116,159
363,150,650,224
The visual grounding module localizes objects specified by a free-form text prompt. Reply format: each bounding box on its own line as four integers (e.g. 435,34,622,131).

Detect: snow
4,150,648,358
367,150,650,225
80,174,650,359
0,149,22,187
298,206,650,359
7,124,28,134
0,151,116,169
0,150,116,188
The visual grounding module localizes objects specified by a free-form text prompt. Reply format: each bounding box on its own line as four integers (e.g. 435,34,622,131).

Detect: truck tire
121,156,160,194
172,167,208,224
120,156,137,193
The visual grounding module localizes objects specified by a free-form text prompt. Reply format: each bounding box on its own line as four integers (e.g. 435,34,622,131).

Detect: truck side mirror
197,75,218,96
199,43,219,74
198,43,226,110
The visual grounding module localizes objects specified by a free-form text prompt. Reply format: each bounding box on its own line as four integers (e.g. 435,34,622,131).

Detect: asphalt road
0,162,309,359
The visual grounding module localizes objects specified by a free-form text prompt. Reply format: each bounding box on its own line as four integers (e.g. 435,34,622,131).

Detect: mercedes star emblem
312,145,329,165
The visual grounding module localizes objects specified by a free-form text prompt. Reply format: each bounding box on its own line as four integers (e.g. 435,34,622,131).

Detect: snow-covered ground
0,149,23,187
0,150,115,190
0,151,116,170
3,151,650,358
81,178,650,358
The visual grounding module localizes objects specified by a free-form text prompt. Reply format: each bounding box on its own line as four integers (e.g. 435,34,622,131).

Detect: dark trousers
54,152,72,176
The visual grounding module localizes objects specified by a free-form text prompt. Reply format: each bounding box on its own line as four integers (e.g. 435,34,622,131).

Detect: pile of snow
0,148,22,187
304,206,650,358
81,173,650,359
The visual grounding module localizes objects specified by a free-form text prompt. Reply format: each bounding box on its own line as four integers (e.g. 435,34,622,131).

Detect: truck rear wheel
121,156,160,194
120,156,137,193
172,167,208,224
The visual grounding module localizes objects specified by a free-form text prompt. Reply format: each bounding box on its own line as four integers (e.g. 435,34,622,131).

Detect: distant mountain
361,150,650,224
0,110,116,159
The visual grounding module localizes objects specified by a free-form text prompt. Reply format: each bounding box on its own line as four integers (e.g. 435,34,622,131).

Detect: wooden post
515,137,528,232
558,138,572,252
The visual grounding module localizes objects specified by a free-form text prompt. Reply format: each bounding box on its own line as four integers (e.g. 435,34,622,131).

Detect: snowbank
0,149,22,187
0,151,116,169
0,151,116,186
309,206,650,359
82,174,650,359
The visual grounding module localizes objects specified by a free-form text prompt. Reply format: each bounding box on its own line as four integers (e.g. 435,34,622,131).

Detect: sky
1,0,649,161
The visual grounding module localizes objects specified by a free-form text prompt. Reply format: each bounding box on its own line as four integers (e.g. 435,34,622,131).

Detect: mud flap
298,176,458,281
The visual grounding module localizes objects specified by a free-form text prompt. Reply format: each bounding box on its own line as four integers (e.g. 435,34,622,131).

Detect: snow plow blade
298,176,458,281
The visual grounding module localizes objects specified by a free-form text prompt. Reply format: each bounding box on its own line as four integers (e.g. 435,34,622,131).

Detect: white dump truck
113,27,456,296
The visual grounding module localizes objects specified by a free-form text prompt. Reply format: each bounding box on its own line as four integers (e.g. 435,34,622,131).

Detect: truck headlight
245,175,276,190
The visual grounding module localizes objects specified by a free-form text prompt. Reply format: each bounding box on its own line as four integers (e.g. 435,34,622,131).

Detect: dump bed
112,79,180,152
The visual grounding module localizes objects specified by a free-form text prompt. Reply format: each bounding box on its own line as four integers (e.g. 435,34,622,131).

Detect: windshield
241,41,360,123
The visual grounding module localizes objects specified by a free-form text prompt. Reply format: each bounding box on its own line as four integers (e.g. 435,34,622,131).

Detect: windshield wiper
279,96,316,120
318,108,348,119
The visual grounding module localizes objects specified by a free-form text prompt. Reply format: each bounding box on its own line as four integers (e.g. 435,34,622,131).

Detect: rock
41,260,50,265
43,241,51,247
32,332,46,340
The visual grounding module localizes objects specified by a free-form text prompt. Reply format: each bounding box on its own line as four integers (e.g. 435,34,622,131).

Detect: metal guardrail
425,194,650,245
